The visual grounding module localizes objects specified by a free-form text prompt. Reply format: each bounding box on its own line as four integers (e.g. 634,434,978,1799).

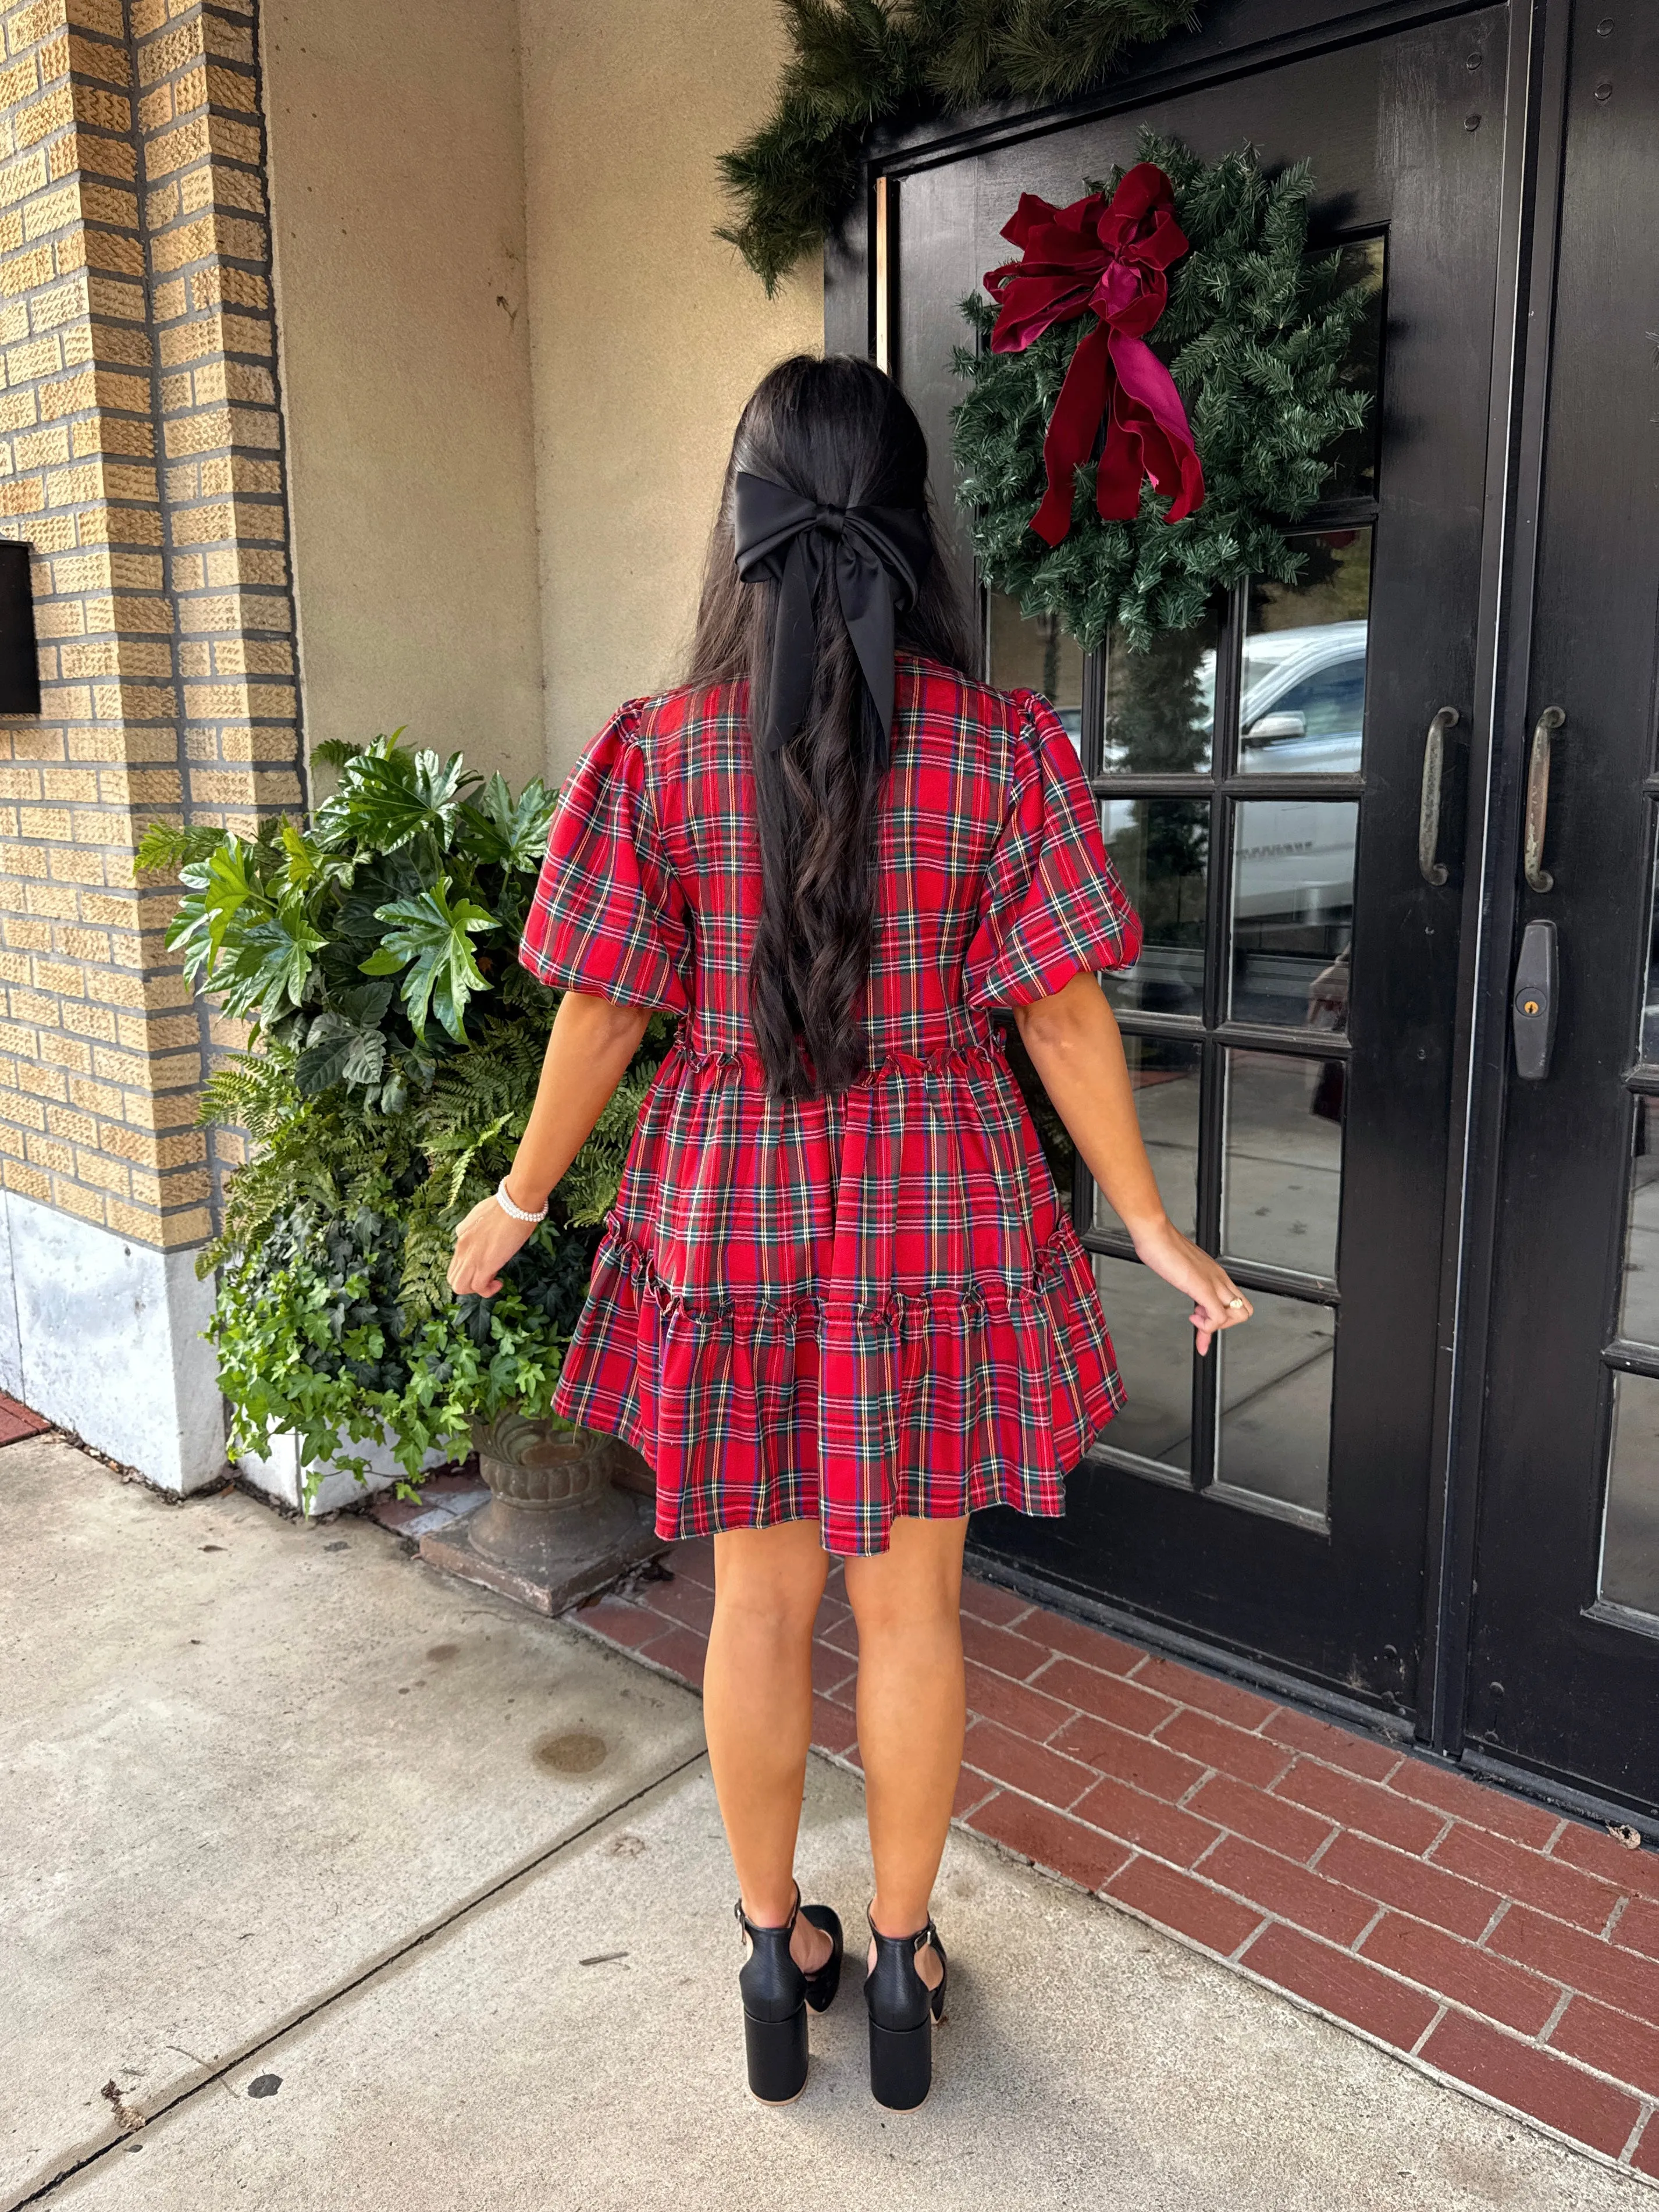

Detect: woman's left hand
447,1194,536,1300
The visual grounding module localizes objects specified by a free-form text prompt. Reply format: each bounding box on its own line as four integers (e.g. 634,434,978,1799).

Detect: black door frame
824,0,1606,1806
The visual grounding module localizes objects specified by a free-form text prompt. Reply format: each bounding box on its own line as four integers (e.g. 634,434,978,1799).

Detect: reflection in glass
1242,531,1372,777
1102,604,1220,775
1619,1098,1659,1345
1601,1372,1659,1619
1102,797,1208,1018
1214,1290,1335,1529
1092,1255,1194,1478
1095,1036,1200,1238
1230,801,1358,1029
1639,833,1659,1064
988,592,1084,751
1322,237,1386,503
1223,1051,1344,1280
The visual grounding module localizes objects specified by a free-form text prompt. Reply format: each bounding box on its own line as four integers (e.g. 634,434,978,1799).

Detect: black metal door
1455,4,1659,1816
870,9,1510,1713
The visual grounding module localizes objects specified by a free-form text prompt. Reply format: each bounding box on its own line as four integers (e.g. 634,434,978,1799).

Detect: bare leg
704,1520,834,1974
842,1514,969,1989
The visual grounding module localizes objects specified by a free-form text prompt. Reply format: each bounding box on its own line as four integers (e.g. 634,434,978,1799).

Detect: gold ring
1224,1296,1247,1310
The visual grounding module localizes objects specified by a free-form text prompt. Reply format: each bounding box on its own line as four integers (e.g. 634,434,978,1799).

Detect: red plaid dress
519,653,1144,1556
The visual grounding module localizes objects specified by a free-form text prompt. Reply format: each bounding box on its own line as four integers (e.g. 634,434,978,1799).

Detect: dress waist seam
593,1211,1089,1323
667,1030,1010,1083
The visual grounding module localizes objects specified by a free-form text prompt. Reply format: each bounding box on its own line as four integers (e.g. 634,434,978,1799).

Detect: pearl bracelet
494,1176,548,1224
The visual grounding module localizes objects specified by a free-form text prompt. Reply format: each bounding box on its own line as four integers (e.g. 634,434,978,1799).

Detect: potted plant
138,734,670,1603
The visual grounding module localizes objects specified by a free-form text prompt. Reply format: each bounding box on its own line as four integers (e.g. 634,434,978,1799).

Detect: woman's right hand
1128,1215,1253,1356
447,1190,538,1300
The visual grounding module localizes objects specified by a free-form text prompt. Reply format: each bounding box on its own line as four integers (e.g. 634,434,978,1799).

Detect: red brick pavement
0,1392,50,1446
576,1537,1659,2178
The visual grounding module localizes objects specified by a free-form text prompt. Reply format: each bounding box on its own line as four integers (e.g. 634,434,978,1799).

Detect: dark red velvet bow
985,163,1205,546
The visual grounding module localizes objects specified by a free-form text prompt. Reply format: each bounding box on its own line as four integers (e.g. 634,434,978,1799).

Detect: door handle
1523,706,1566,892
1418,706,1460,885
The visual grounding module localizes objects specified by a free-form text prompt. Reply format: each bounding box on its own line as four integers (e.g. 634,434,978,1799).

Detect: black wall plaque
0,540,40,716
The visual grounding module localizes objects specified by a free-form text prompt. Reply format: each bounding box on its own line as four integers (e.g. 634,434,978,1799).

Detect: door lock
1512,919,1558,1081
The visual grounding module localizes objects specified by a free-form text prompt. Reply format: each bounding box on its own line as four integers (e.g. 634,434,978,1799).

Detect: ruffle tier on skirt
547,1028,1127,1557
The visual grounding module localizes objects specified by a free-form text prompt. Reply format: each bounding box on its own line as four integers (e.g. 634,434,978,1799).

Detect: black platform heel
734,1883,844,2104
864,1909,948,2112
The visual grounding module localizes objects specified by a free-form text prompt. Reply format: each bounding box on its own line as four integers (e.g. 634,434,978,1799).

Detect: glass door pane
1215,1292,1336,1531
1103,609,1220,774
987,592,1083,746
1223,1050,1344,1283
1242,530,1373,777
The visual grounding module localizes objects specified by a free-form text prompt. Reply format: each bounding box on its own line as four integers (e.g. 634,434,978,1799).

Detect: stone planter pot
418,1408,663,1614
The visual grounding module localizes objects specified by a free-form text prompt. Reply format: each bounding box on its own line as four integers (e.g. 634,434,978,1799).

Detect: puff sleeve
963,690,1143,1008
518,702,692,1012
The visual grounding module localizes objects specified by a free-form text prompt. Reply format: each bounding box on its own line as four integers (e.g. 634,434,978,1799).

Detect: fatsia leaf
366,877,492,1043
220,897,327,1026
279,821,318,886
166,834,275,986
312,734,480,857
457,773,556,873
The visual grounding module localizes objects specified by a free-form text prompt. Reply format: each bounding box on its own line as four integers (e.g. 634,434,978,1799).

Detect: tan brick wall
0,0,297,1250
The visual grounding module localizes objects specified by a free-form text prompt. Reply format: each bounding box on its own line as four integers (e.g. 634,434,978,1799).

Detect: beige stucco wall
261,0,547,790
518,0,824,777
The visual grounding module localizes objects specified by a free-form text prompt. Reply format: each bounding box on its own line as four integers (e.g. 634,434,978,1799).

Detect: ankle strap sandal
733,1882,844,2104
863,1908,948,2111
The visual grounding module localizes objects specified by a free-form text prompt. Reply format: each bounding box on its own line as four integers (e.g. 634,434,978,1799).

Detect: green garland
720,0,1198,291
952,133,1375,650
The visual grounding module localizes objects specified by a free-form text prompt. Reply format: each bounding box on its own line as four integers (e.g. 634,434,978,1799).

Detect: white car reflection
1240,620,1366,777
1096,623,1368,1018
1097,623,1366,895
1235,622,1365,929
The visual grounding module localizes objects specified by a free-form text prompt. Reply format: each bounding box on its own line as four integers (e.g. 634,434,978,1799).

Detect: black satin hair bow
732,469,933,776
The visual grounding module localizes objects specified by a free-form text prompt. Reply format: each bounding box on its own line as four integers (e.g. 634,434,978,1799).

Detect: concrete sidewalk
3,1436,1646,2210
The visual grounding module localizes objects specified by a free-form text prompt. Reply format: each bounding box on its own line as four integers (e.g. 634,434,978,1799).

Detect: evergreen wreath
719,0,1198,291
952,132,1376,650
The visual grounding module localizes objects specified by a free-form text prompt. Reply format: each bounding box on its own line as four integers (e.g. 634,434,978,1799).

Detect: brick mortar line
985,1728,1644,1946
1477,1892,1514,1947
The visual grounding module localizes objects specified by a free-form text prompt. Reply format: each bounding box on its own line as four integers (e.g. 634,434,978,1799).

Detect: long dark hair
687,355,975,1100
